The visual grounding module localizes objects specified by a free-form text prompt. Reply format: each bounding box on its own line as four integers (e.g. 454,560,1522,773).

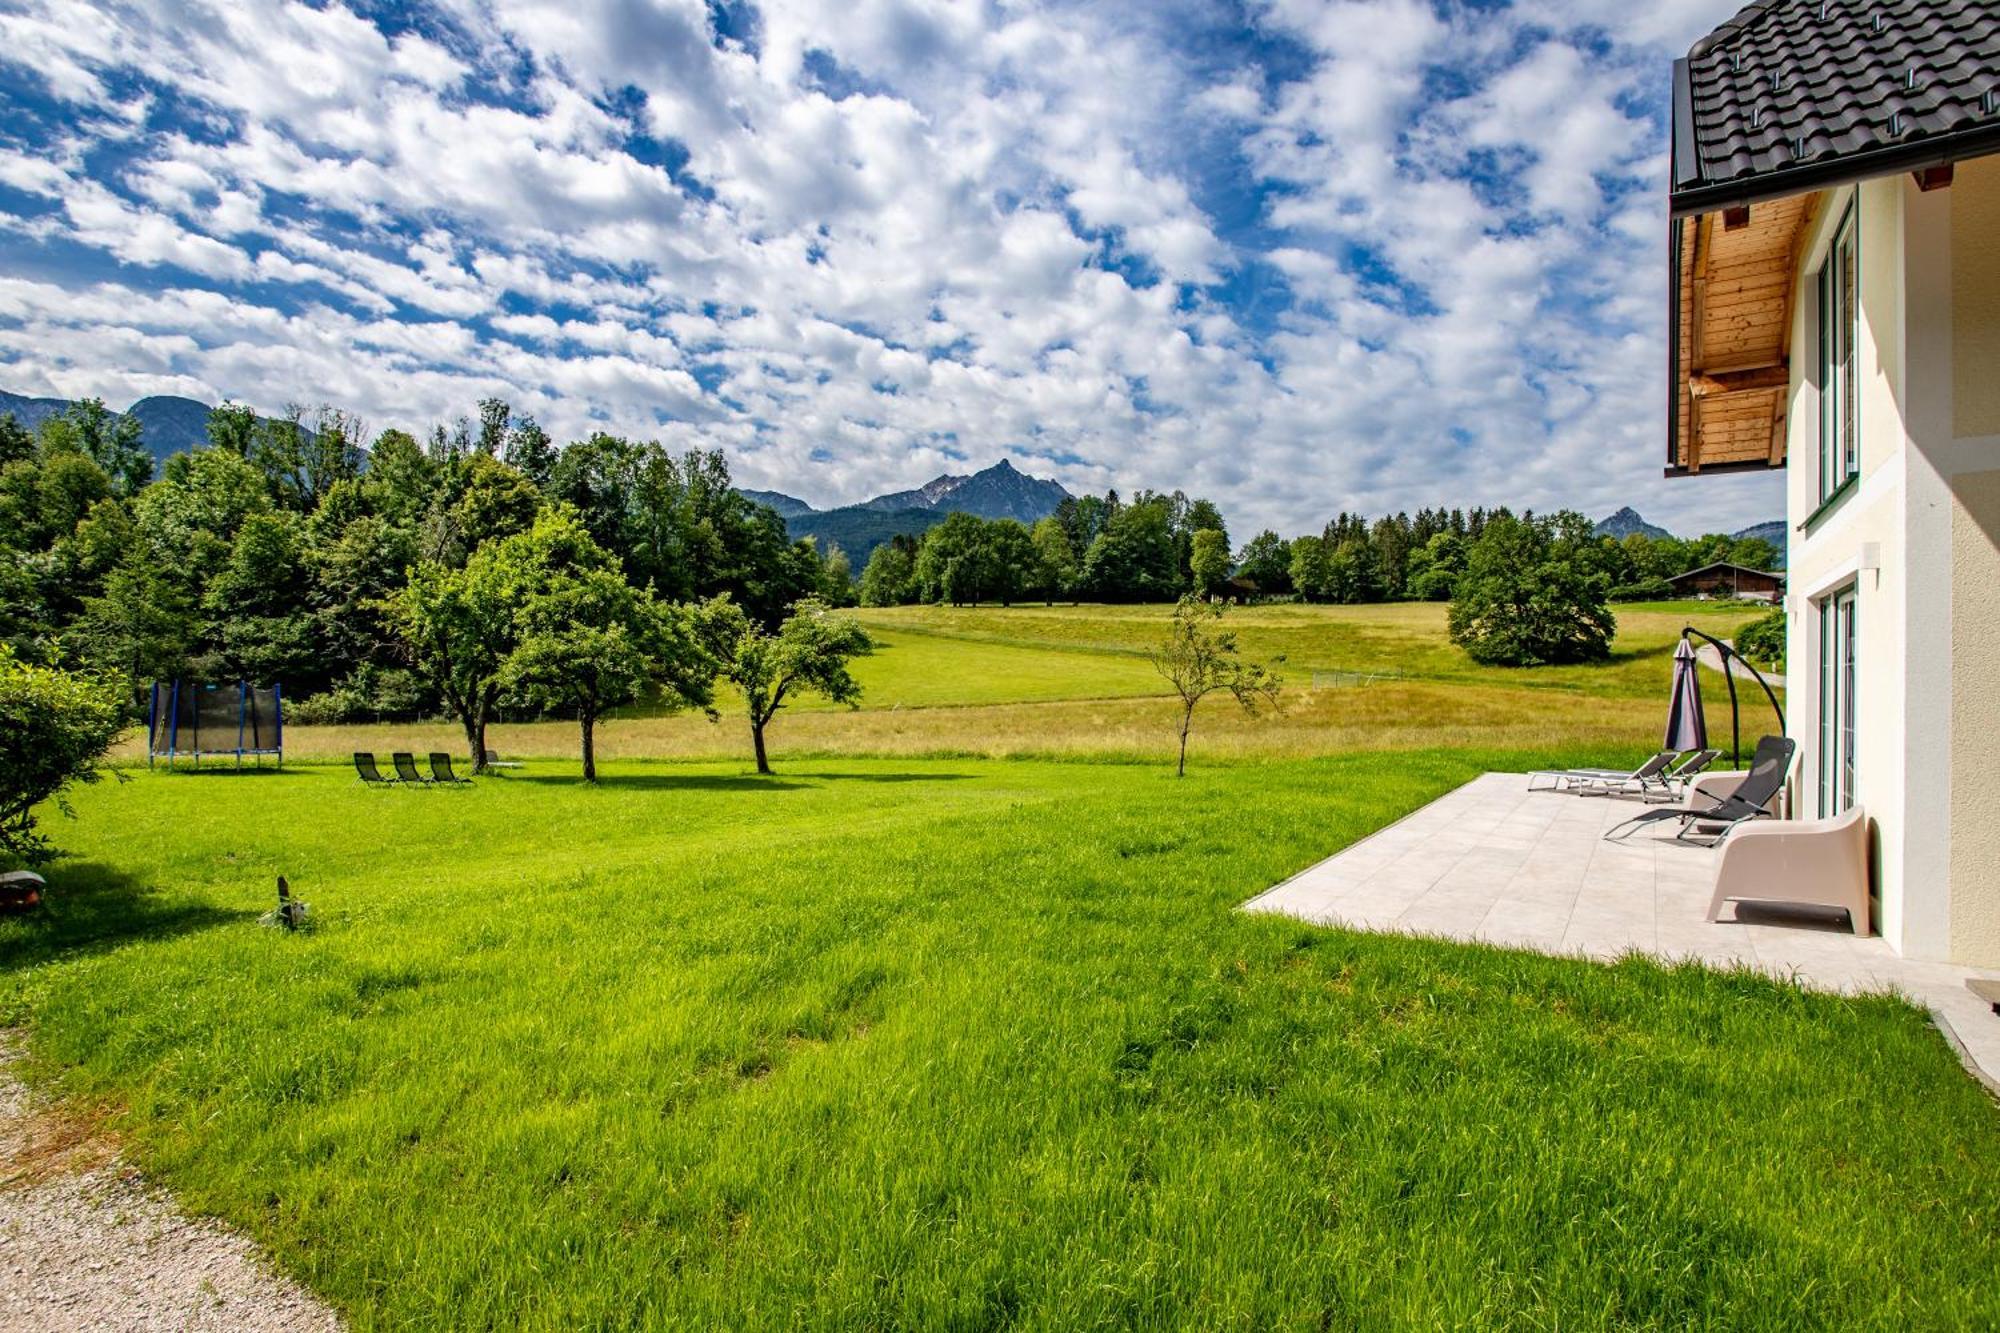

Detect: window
1818,585,1857,816
1817,204,1859,502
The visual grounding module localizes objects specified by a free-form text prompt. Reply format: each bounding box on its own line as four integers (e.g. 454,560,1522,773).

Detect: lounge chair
1653,748,1722,802
391,752,432,784
1603,735,1797,844
354,752,396,784
482,749,523,770
1707,804,1869,934
428,752,471,784
1528,751,1678,795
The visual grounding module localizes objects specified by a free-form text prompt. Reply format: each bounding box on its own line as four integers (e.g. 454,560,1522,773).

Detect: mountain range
1594,507,1787,566
756,459,1073,562
0,389,219,462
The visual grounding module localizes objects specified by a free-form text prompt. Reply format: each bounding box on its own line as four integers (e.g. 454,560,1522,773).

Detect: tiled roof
1671,0,2000,212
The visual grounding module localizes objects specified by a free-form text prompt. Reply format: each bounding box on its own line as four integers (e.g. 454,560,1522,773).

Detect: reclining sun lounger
1603,735,1797,845
1649,748,1722,802
391,751,433,784
1528,751,1678,795
482,749,523,770
428,751,471,784
354,752,395,784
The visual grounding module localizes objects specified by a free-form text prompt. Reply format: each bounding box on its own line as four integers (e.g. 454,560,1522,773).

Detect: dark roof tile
1673,0,1999,210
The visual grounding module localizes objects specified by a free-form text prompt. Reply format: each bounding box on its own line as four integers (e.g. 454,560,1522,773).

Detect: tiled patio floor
1244,772,2000,1089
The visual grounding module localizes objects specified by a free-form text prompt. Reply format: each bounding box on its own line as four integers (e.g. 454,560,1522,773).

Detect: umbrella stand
1680,625,1786,767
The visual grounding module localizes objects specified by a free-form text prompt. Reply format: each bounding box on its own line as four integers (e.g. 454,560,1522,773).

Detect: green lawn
7,755,1998,1328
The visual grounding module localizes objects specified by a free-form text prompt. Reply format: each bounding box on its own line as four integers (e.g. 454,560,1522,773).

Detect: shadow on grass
792,771,977,784
146,765,306,778
0,861,253,971
512,773,812,792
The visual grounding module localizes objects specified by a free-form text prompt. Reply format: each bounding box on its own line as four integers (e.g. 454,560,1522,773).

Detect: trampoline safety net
148,681,284,766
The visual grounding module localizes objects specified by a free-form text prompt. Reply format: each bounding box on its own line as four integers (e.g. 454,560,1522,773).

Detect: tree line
860,490,1233,606
859,496,1778,611
0,398,867,776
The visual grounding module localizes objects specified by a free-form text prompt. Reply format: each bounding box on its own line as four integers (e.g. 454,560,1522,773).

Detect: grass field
8,755,1999,1328
237,600,1778,769
16,600,1989,1329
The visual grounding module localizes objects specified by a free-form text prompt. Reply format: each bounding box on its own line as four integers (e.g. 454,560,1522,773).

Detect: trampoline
148,680,284,768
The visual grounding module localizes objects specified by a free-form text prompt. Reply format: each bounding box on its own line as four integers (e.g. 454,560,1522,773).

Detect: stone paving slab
1244,772,2000,1090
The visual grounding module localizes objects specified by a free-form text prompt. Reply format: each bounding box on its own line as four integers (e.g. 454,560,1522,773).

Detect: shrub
1608,576,1675,603
1448,513,1614,666
0,647,125,865
1735,609,1787,672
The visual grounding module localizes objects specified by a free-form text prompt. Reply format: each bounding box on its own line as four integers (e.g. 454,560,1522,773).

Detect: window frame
1817,583,1858,818
1816,202,1859,505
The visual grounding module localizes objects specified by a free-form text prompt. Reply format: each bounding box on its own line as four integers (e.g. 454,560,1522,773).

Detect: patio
1245,773,2000,1089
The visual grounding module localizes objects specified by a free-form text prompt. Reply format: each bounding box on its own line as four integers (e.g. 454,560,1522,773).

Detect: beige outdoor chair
1706,803,1870,936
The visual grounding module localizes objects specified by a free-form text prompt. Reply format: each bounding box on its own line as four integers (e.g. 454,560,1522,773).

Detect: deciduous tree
0,647,124,865
1150,594,1281,777
1448,512,1614,666
701,596,870,774
490,509,714,782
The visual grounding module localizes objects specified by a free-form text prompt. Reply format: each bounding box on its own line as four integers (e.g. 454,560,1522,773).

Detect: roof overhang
1668,119,2000,219
1665,193,1815,478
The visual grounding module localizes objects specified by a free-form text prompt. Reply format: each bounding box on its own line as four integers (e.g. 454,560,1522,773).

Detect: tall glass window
1818,204,1859,502
1818,585,1857,816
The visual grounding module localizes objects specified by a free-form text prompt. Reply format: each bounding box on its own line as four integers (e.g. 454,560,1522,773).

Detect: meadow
246,600,1781,768
16,600,1997,1329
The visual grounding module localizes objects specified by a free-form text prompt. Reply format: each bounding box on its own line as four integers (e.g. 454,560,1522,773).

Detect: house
1666,1,1999,966
1666,560,1784,602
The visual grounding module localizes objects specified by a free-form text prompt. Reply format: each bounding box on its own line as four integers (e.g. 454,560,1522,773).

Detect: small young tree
1150,594,1281,777
0,647,125,866
701,596,871,774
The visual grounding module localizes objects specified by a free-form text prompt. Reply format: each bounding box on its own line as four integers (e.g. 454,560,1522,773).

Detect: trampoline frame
148,680,285,769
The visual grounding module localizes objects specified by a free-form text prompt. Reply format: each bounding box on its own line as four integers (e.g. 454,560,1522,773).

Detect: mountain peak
857,457,1069,523
1593,507,1672,541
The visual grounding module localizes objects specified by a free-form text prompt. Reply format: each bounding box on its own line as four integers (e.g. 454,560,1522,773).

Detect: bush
289,666,430,724
0,647,125,865
1608,576,1675,603
1735,609,1787,672
1448,513,1614,666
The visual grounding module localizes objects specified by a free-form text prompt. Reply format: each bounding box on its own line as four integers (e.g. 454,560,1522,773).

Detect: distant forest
857,501,1781,609
1,395,1777,721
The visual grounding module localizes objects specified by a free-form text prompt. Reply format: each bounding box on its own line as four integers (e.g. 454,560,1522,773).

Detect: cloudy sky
0,0,1780,536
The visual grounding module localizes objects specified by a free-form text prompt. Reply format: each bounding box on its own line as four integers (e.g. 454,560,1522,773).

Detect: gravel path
0,1034,342,1332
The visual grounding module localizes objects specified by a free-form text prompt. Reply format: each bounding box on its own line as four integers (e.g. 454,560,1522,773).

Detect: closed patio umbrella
1664,636,1708,754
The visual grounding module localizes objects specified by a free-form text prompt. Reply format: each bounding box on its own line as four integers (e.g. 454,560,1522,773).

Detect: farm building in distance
1667,561,1783,601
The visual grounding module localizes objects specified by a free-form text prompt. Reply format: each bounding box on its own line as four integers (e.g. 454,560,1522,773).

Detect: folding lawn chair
428,752,471,784
354,752,396,784
1604,736,1797,845
391,752,433,784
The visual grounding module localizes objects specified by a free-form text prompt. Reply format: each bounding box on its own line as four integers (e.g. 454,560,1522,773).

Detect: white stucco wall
1784,177,1915,949
1778,157,2000,966
1948,156,2000,966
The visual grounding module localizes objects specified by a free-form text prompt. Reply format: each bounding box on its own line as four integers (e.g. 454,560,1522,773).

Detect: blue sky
0,0,1780,535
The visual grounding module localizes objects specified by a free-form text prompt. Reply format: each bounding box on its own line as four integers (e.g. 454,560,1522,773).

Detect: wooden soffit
1672,191,1815,475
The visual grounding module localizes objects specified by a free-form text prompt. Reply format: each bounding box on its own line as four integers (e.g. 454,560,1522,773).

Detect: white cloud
0,0,1777,533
